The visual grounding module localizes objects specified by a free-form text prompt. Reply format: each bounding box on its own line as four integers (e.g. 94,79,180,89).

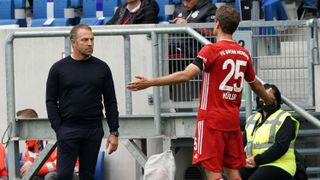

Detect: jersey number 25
219,59,247,93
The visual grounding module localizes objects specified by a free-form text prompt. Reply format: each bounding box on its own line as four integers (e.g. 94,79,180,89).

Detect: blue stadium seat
95,151,105,180
103,0,119,24
261,0,288,35
263,0,288,21
70,0,82,8
52,0,73,26
80,0,101,25
0,0,19,27
156,0,172,21
103,0,119,17
171,0,181,4
119,0,125,5
15,0,27,27
30,0,49,27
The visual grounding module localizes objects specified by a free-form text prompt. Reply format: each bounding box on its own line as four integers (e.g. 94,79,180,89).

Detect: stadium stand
155,0,172,21
15,0,28,27
263,0,288,21
30,0,49,26
0,0,27,27
103,0,120,24
81,0,106,25
52,0,74,26
31,0,77,27
2,0,316,27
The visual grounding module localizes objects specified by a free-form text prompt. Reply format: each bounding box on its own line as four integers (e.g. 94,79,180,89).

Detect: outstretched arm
127,63,201,91
249,79,275,105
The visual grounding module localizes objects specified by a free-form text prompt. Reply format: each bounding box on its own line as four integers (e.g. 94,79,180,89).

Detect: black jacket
172,0,216,23
106,0,159,25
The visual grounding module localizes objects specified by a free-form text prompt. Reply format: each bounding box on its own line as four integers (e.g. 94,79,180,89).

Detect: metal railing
160,19,318,109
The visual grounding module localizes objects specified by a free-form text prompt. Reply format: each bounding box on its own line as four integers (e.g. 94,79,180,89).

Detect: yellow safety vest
245,109,300,176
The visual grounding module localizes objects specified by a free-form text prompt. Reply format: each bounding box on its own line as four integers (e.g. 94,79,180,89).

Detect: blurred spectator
0,144,8,180
17,109,56,179
168,0,216,103
169,0,216,59
17,108,79,180
106,0,159,25
21,140,57,179
171,0,216,24
297,0,319,19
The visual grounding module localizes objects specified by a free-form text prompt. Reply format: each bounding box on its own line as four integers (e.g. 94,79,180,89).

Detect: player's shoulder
201,43,219,52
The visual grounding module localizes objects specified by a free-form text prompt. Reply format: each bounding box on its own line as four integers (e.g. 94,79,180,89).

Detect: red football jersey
197,40,256,131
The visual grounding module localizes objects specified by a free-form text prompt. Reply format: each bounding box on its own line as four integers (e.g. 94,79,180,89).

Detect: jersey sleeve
244,54,256,83
197,44,216,69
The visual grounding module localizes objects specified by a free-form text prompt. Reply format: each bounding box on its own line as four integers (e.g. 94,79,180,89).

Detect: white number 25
219,59,247,92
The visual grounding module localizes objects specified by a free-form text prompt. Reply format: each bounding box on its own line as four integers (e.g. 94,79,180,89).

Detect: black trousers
240,166,293,180
56,126,104,180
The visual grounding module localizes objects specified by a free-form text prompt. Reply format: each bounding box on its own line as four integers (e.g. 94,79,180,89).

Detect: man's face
183,0,199,11
72,28,94,57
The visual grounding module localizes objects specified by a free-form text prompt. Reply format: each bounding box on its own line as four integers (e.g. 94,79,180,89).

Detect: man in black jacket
106,0,159,25
169,0,216,58
168,0,216,102
172,0,216,24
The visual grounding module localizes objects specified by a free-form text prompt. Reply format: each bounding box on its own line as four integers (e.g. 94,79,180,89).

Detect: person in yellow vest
240,83,300,180
0,144,8,179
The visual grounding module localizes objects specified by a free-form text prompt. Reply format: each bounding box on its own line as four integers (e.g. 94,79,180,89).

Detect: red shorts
192,120,245,172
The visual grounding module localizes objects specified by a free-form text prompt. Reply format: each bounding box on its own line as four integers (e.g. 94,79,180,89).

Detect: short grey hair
69,24,92,40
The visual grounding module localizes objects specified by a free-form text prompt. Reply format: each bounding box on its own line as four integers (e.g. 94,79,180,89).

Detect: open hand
127,76,150,91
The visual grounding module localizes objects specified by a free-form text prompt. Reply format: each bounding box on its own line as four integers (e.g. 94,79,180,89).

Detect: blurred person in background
106,0,159,24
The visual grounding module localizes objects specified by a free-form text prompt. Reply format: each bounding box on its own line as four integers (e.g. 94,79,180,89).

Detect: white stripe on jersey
46,162,55,172
197,120,204,155
200,72,210,110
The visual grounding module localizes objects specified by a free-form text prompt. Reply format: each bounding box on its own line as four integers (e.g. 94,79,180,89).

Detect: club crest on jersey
178,13,183,18
191,11,199,18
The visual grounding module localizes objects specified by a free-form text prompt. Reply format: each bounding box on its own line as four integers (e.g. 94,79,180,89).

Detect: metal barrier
160,19,318,110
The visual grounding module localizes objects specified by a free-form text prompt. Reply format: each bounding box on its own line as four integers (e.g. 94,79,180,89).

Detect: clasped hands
245,156,257,169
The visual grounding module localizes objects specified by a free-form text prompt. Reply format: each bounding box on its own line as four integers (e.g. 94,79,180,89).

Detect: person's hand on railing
171,18,188,24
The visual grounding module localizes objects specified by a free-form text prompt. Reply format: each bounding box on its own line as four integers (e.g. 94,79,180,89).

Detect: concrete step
307,167,320,174
298,129,320,137
296,148,320,155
